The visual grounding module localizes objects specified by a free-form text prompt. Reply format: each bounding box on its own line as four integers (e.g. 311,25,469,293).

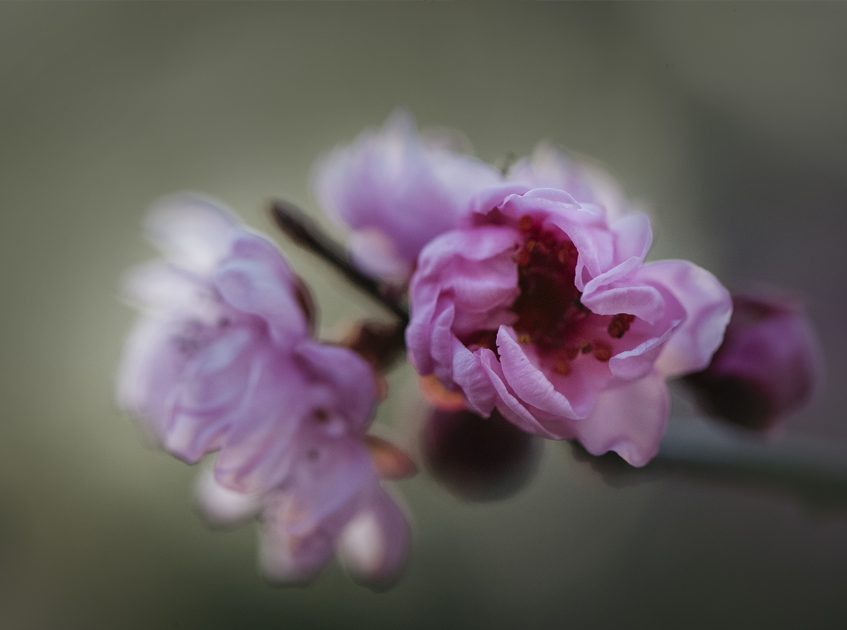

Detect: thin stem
578,420,847,509
269,199,409,323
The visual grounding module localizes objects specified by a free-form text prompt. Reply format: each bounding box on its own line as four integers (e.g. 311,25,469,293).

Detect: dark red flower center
467,215,636,376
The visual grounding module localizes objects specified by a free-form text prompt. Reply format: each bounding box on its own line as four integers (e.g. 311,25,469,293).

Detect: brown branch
269,199,409,323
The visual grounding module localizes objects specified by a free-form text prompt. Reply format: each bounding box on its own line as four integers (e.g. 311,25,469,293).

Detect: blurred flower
119,196,411,586
258,446,411,588
312,110,501,282
117,195,311,462
200,341,412,587
196,454,411,588
507,142,632,220
421,407,541,501
685,291,823,431
406,185,731,466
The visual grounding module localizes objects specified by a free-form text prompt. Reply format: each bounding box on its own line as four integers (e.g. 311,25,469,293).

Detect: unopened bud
686,291,822,431
421,408,541,501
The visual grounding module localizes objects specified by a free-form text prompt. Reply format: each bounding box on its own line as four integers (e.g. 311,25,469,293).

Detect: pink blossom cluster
118,111,821,586
316,112,734,467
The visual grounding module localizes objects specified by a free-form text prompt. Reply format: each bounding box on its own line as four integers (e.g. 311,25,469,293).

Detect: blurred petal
214,235,308,345
213,352,307,493
283,438,374,537
145,194,238,274
259,496,337,585
195,465,261,528
338,488,411,588
295,341,379,433
313,110,500,275
507,143,631,219
347,228,411,283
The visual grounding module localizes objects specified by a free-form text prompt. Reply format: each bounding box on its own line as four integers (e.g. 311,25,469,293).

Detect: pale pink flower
312,110,501,282
117,195,310,462
258,446,411,587
119,195,411,585
192,340,412,587
197,434,411,587
686,291,823,430
407,186,732,466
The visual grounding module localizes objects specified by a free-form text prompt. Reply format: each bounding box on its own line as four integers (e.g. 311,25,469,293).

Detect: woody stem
269,199,410,324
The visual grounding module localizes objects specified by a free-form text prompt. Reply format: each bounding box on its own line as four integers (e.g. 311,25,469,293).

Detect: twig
269,199,409,323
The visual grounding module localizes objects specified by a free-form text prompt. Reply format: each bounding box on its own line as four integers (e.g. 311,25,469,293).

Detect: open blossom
117,195,311,461
312,110,500,281
686,291,822,431
118,195,410,585
407,185,732,466
197,340,411,587
198,427,411,587
258,448,411,587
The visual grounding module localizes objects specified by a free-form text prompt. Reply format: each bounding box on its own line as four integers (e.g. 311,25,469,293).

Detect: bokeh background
2,3,846,629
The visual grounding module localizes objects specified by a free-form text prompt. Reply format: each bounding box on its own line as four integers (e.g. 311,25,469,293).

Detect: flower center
512,215,582,351
462,216,638,376
509,216,635,375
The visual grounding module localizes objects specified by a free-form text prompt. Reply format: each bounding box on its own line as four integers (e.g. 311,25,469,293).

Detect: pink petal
312,110,500,274
214,235,308,346
283,438,375,537
347,228,411,283
478,349,560,439
611,212,653,262
496,326,586,420
295,341,379,433
452,342,496,415
640,260,732,377
213,353,308,493
580,256,665,324
259,495,337,585
116,315,191,439
506,143,631,220
194,465,261,528
338,488,411,588
573,372,669,467
145,194,238,274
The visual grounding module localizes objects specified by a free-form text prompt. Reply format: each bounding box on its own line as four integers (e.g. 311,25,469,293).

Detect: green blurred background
1,3,846,629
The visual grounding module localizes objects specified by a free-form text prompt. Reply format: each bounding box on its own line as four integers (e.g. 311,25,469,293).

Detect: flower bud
685,292,822,431
420,408,541,501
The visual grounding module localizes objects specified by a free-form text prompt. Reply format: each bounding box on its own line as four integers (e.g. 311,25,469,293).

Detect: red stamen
592,341,612,362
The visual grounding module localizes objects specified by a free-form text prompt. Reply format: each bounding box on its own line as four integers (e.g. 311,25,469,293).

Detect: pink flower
258,451,411,588
686,291,823,431
406,186,732,466
118,195,311,462
312,110,501,282
197,432,411,587
194,339,412,586
119,195,411,585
